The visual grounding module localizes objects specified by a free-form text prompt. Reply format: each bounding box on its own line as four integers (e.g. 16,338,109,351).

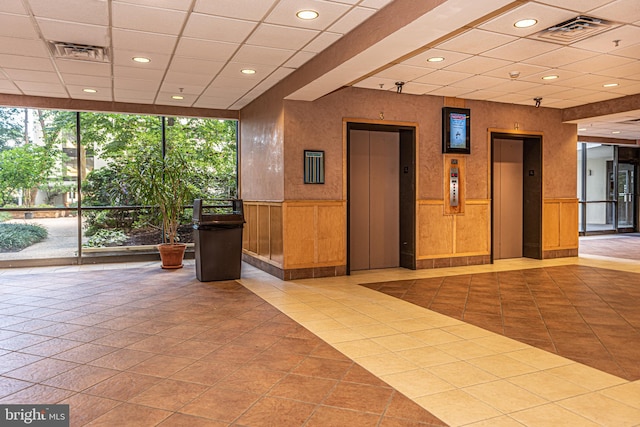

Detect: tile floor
1,238,640,426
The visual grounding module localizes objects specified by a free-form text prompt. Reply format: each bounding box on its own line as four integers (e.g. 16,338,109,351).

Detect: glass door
617,162,635,232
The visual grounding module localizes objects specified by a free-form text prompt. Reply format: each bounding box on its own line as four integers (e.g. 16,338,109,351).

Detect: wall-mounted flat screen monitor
442,107,470,154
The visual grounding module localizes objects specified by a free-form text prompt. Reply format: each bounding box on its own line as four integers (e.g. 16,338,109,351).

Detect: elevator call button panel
449,167,459,207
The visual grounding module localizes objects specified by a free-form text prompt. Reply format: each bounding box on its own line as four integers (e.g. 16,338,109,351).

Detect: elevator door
349,130,399,271
493,139,523,259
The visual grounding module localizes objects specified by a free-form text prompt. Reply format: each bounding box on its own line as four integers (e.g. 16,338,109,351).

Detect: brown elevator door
493,138,523,260
350,130,399,271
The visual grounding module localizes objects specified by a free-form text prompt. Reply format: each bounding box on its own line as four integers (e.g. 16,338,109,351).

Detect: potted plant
126,145,196,269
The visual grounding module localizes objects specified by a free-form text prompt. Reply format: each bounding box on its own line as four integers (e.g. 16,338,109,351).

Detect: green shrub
0,223,48,252
84,229,128,248
0,212,11,222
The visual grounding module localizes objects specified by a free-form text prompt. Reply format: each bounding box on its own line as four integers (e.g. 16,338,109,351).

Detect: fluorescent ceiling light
83,88,97,93
171,95,184,100
427,57,445,62
132,56,150,63
542,75,558,80
241,69,256,75
603,83,619,87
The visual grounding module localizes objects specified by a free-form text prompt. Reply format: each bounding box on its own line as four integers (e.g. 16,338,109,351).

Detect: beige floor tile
464,380,548,413
547,363,627,391
427,361,498,388
510,403,600,426
558,392,640,426
333,313,380,327
504,347,573,370
372,333,427,352
507,371,590,401
331,339,391,358
443,324,494,340
600,381,640,409
388,317,460,333
301,318,348,332
354,352,419,376
397,346,459,368
381,369,455,398
472,335,530,353
435,340,499,360
465,415,526,427
408,328,463,346
468,354,539,378
313,328,366,343
350,323,401,338
416,389,502,426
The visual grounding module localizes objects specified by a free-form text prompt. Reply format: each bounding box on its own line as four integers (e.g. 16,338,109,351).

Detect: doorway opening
347,122,416,273
491,132,542,261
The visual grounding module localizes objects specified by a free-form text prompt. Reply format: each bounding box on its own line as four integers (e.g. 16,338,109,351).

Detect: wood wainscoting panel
418,201,454,257
245,203,258,254
270,205,283,265
456,200,490,255
283,201,346,269
258,204,270,257
543,198,578,250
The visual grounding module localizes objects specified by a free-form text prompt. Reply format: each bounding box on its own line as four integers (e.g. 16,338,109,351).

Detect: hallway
1,251,640,425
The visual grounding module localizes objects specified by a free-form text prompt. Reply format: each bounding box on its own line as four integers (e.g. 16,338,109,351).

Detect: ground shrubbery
0,223,48,252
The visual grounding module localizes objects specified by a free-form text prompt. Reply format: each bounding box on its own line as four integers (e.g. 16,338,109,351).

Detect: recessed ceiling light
427,56,445,62
514,19,537,28
296,10,319,20
603,83,619,87
132,56,150,63
83,88,97,93
612,131,621,134
578,128,587,131
241,68,256,75
171,95,184,100
542,75,559,80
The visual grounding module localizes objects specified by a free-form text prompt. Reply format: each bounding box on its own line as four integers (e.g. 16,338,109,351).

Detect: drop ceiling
0,0,638,141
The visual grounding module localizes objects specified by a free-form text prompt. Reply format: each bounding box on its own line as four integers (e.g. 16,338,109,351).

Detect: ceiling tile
559,73,622,90
36,18,109,47
60,74,111,88
594,61,640,79
445,56,512,75
0,80,21,93
590,0,640,24
414,69,474,86
484,62,549,79
0,13,40,39
570,25,640,53
487,80,544,93
533,0,613,14
283,51,315,68
218,63,278,81
193,95,233,109
0,54,54,71
522,46,593,67
427,86,475,98
482,38,559,62
265,0,351,30
0,0,26,14
55,60,111,76
112,2,187,35
0,37,48,57
359,0,393,7
437,29,516,55
114,88,155,103
561,54,636,73
375,64,431,81
111,29,178,54
114,77,161,91
113,50,171,70
67,85,112,101
328,6,376,34
613,43,640,60
463,89,505,101
449,75,505,90
29,0,108,25
353,76,400,90
398,81,441,95
402,49,472,69
168,57,226,76
246,23,319,50
203,77,252,97
232,45,295,66
115,0,192,11
193,0,277,21
164,70,213,86
155,92,195,107
14,80,67,95
159,82,206,95
304,32,342,53
478,2,577,37
175,38,239,62
113,65,164,80
3,69,61,83
183,13,257,43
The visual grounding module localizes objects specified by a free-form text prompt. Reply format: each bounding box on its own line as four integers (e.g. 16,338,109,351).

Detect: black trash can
193,199,245,281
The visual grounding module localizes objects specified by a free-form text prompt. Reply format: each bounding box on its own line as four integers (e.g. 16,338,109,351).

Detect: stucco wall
280,87,577,201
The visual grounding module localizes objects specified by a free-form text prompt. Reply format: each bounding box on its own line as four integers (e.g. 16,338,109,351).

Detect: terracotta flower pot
158,243,186,269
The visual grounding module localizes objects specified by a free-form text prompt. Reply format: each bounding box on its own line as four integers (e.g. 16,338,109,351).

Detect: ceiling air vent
49,41,110,62
533,16,618,44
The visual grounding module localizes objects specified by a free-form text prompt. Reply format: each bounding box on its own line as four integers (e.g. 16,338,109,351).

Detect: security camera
395,81,405,94
534,97,542,108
